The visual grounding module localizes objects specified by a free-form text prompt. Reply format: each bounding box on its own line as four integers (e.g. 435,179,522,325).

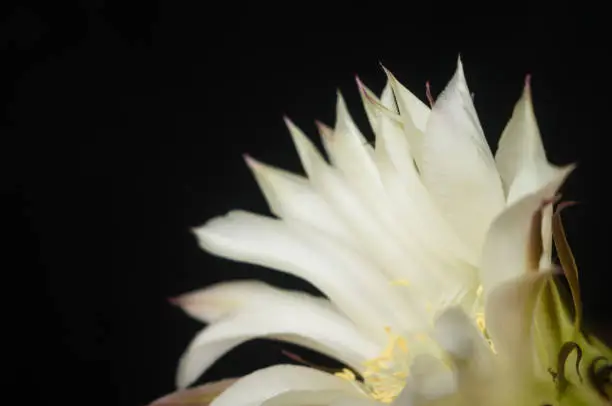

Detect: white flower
150,58,611,406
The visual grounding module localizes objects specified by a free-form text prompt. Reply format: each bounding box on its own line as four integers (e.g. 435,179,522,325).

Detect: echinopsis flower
150,58,612,406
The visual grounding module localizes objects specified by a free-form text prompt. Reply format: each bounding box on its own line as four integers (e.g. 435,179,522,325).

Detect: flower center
335,284,497,403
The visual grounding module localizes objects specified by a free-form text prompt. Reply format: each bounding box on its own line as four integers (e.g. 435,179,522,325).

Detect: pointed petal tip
355,75,365,91
380,64,393,78
243,154,262,170
522,74,533,100
282,115,295,128
315,120,332,139
335,88,345,100
168,297,180,306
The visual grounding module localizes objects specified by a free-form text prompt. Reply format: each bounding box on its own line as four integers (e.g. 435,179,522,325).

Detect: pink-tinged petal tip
354,75,365,90
425,80,434,107
282,115,293,127
525,74,532,88
243,154,258,168
167,297,180,306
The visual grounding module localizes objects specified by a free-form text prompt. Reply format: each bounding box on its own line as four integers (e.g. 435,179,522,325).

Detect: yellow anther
334,368,357,381
356,326,411,403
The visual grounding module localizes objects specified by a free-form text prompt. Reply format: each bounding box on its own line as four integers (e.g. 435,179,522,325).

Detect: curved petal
210,365,367,406
494,78,568,266
420,57,505,253
172,280,336,324
479,165,574,295
495,76,562,204
244,156,359,249
193,210,415,335
485,272,552,373
176,290,381,388
149,379,237,406
326,91,381,191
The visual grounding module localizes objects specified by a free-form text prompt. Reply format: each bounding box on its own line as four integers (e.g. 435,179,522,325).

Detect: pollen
335,326,411,403
475,311,497,353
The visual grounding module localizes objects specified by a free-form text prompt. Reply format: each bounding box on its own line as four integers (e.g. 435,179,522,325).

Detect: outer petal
484,272,552,373
420,58,505,253
495,76,562,204
210,365,367,406
176,290,380,388
494,78,568,266
172,280,337,324
149,379,237,406
479,165,574,295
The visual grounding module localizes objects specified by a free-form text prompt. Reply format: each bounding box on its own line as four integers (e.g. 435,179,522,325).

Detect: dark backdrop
3,3,610,406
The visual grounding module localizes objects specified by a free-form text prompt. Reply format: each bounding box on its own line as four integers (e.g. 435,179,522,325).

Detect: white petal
193,210,413,336
386,72,430,132
172,280,337,324
485,272,552,372
407,354,456,401
285,117,327,177
479,165,574,295
324,92,384,196
356,77,401,138
433,307,492,369
302,145,454,324
495,77,561,202
357,81,476,269
148,378,238,406
176,292,380,388
494,80,569,266
420,57,505,253
210,365,366,406
357,78,421,193
244,155,358,248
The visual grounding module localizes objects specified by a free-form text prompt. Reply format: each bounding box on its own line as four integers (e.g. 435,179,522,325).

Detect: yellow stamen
336,326,411,403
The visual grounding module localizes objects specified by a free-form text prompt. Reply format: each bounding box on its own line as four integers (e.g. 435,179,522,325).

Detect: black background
3,3,610,406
